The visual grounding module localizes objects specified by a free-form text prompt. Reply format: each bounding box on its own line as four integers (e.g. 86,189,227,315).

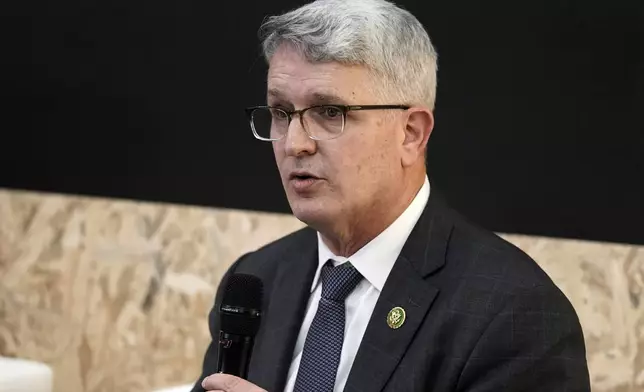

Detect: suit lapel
247,230,318,392
343,256,438,392
344,197,454,392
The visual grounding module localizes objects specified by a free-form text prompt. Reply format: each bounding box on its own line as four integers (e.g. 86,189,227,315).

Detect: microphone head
220,273,264,336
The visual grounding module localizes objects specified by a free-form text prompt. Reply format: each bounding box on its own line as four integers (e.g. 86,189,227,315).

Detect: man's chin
289,199,332,228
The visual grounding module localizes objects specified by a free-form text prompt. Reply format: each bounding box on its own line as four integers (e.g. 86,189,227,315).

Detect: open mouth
293,174,316,180
290,173,319,181
289,173,322,191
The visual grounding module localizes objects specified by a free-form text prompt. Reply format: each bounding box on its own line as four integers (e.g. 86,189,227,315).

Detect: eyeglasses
244,104,410,141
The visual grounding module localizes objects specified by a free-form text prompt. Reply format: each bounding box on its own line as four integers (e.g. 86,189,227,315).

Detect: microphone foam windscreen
220,273,263,336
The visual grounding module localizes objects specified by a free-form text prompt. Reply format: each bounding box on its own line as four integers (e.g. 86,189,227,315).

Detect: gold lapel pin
387,306,406,329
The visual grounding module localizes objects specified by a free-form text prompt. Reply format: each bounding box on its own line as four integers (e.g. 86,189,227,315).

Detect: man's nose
284,116,317,157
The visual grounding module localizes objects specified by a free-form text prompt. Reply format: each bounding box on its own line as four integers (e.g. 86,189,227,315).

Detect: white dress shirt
283,176,430,392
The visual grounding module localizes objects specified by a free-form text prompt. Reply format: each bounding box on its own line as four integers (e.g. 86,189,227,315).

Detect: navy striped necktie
293,260,364,392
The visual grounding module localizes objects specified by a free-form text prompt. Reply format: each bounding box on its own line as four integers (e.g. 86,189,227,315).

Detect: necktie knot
320,261,363,302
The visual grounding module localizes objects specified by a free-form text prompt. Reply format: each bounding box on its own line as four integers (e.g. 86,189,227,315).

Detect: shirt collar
313,175,430,293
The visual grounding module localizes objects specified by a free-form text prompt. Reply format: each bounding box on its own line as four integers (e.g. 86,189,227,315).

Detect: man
194,0,591,391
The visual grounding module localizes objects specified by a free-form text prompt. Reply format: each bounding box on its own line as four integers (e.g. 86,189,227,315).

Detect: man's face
267,44,406,231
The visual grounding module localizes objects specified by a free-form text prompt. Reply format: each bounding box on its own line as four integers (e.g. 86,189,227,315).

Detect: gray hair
259,0,438,110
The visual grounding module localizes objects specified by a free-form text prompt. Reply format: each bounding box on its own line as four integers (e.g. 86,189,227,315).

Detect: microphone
217,273,264,379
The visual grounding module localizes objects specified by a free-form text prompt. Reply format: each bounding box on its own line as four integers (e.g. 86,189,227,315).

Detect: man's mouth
289,172,319,181
289,172,323,191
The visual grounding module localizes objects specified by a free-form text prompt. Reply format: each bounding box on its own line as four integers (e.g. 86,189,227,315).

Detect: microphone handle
217,331,254,379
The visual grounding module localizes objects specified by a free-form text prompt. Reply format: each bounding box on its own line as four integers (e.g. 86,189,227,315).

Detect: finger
202,374,242,391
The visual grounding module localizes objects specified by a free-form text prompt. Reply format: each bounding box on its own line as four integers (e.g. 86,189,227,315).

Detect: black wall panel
1,0,642,244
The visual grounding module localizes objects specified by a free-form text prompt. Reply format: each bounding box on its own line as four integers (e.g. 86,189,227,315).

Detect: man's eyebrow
311,92,348,105
266,89,349,105
267,89,287,101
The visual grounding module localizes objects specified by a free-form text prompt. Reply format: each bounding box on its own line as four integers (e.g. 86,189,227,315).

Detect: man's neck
320,173,426,257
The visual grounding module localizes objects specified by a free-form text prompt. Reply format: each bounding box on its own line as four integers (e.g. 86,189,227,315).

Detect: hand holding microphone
204,273,266,392
202,373,266,392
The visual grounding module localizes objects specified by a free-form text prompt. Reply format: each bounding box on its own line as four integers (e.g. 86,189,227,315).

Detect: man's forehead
268,47,370,88
267,58,351,85
266,65,370,104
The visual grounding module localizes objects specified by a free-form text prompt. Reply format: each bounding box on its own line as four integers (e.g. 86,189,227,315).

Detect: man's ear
401,108,434,167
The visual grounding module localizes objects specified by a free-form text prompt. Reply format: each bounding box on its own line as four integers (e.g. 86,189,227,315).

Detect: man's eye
270,109,288,119
319,106,342,118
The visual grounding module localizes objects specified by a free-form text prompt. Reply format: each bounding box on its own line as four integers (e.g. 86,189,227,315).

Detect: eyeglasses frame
244,104,410,141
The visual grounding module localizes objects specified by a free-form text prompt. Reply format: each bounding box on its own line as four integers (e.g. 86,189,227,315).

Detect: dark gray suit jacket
192,196,591,392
